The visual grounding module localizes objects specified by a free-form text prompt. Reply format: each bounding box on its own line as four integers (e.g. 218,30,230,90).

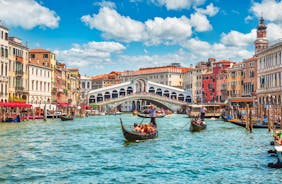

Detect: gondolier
149,105,157,127
200,106,207,121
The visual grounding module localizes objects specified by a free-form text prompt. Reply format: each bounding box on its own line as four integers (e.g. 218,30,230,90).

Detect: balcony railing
15,70,24,76
15,86,24,91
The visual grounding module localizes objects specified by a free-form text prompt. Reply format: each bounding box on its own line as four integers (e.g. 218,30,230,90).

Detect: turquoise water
0,114,281,183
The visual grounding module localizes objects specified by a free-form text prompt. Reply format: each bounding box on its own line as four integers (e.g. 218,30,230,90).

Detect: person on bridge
149,105,157,128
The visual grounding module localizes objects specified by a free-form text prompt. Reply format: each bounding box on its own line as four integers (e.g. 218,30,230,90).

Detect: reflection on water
0,114,281,183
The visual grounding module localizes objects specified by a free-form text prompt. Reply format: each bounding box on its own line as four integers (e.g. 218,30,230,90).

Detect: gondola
120,118,158,142
61,115,74,121
137,113,166,118
189,118,207,132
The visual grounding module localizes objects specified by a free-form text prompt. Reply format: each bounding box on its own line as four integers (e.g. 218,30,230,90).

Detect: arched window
82,82,85,89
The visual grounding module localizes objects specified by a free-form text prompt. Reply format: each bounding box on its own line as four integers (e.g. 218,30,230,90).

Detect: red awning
0,102,32,108
81,105,91,110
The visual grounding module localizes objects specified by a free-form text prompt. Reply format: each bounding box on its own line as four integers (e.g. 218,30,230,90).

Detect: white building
0,23,9,102
121,64,189,89
28,62,52,109
257,39,282,105
80,75,92,105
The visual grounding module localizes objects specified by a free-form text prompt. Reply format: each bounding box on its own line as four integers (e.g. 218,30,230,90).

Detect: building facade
257,40,282,105
80,75,92,105
0,23,9,102
66,68,80,107
121,64,189,89
28,49,53,109
8,37,29,103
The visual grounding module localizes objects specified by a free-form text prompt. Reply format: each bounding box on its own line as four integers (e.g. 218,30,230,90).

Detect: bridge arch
89,95,95,103
178,94,184,101
156,88,162,96
127,86,133,95
97,93,103,102
163,90,170,97
134,78,147,92
171,92,177,99
104,91,111,100
112,90,118,98
119,88,125,96
149,87,155,93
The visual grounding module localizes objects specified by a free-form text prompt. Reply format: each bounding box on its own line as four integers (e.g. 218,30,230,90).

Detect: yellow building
8,37,29,102
226,62,243,98
66,68,80,107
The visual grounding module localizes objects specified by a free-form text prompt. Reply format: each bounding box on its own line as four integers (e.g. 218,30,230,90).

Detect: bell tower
254,17,268,54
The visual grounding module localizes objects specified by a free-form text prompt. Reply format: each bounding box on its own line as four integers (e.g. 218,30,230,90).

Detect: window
43,54,48,58
30,54,35,59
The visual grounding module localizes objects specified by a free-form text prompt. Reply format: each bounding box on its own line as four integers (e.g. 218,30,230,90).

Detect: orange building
91,71,122,90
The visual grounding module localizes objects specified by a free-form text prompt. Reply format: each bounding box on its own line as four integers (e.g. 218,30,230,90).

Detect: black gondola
120,118,158,142
137,113,166,118
189,118,207,132
61,116,74,121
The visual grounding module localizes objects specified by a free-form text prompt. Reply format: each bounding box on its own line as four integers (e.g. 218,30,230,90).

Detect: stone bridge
92,92,188,112
88,79,192,112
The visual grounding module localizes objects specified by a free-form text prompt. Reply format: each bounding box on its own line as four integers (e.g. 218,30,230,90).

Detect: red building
202,59,235,103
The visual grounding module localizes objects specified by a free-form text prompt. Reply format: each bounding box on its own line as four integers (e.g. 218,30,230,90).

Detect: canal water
0,114,281,183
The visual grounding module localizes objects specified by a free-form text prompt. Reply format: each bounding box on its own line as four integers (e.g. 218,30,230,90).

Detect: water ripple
0,115,281,183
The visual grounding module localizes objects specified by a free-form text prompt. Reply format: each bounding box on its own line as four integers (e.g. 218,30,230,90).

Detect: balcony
16,56,23,63
15,86,24,91
15,70,24,76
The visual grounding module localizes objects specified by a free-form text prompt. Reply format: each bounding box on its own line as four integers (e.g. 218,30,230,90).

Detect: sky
1,0,282,76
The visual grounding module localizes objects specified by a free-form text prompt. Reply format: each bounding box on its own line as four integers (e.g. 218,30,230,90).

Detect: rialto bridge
87,79,192,112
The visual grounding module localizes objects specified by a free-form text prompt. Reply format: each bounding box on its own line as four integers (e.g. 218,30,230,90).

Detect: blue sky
1,0,282,75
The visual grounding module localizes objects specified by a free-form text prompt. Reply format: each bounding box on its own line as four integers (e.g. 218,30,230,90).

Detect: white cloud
267,23,282,42
81,7,145,42
82,6,215,45
195,3,219,17
221,29,256,47
244,15,253,23
152,0,205,10
181,38,253,62
94,1,116,9
145,16,192,45
249,0,282,42
54,41,126,69
0,0,60,29
190,12,212,32
251,0,282,23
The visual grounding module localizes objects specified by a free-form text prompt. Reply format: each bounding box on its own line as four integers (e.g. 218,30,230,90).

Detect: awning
57,102,72,107
228,97,254,103
81,105,91,110
0,102,32,108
